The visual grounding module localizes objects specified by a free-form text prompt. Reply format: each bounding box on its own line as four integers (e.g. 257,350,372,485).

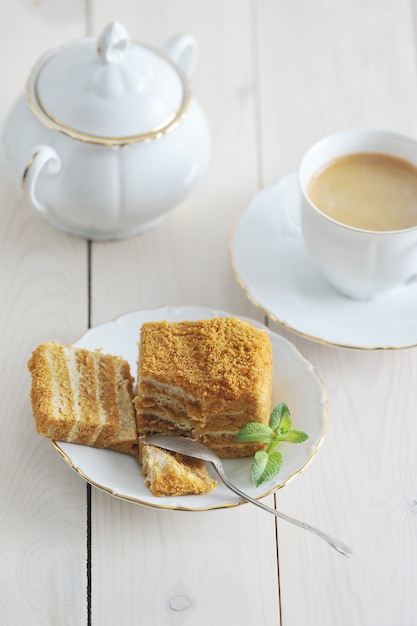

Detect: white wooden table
1,1,417,624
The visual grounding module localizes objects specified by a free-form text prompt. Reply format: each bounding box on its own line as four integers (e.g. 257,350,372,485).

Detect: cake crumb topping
138,317,273,400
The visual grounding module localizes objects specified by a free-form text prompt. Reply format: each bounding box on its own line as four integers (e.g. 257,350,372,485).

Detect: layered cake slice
28,342,138,455
141,442,217,496
134,317,274,458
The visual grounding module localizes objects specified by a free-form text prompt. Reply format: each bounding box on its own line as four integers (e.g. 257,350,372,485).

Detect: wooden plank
88,1,280,624
257,0,417,623
91,501,279,625
0,3,89,624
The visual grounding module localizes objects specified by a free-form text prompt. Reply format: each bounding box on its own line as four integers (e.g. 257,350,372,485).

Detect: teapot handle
163,34,198,78
21,145,61,215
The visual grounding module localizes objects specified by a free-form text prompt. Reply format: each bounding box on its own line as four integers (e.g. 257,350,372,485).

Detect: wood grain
258,1,417,623
0,3,89,624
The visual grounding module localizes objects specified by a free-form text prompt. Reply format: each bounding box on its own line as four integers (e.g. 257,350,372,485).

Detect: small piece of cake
134,317,273,458
141,442,217,496
28,342,138,455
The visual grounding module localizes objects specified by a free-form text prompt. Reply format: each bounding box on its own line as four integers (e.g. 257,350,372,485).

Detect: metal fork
145,435,352,557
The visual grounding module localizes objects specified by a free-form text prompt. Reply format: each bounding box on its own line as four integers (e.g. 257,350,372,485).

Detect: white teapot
3,22,211,239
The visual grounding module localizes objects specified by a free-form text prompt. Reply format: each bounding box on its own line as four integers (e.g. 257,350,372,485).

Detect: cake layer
93,353,120,447
28,342,138,455
136,401,266,432
197,433,265,459
106,359,138,454
136,417,266,459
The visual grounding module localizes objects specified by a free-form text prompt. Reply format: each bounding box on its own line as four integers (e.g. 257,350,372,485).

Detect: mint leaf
283,429,309,444
237,422,274,444
250,450,283,487
250,451,268,486
269,402,291,432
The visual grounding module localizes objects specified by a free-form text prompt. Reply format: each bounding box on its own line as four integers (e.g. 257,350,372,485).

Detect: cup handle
163,34,198,78
21,145,61,215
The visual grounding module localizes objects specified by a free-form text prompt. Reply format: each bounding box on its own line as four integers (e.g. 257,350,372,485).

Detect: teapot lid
26,22,192,145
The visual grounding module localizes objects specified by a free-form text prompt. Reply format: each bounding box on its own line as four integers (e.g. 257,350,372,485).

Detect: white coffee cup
298,128,417,299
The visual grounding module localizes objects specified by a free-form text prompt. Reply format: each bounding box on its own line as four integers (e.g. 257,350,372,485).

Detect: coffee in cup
298,129,417,299
307,152,417,231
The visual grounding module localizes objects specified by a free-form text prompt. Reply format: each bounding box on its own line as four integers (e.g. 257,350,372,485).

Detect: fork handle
212,464,352,557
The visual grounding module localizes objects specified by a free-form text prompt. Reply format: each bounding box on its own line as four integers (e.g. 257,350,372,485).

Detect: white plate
230,173,417,349
53,305,327,511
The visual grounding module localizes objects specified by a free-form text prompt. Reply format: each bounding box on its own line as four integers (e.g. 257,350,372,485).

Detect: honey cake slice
134,317,273,458
28,342,138,455
141,442,217,496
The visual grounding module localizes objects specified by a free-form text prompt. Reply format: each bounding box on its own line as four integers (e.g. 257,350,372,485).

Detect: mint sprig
237,402,308,487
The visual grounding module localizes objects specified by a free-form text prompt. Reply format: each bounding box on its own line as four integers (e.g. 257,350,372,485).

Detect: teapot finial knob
97,22,130,63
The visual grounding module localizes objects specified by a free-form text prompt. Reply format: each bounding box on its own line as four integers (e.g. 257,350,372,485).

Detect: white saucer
230,173,417,349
